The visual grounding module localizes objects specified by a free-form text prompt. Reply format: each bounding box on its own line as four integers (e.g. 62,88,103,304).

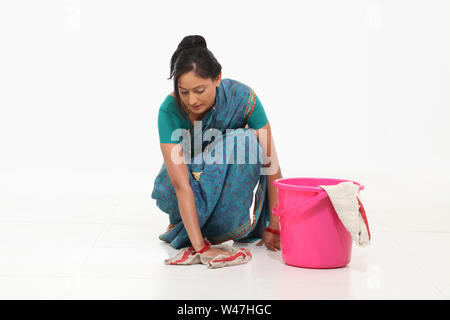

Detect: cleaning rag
319,181,371,247
164,240,252,269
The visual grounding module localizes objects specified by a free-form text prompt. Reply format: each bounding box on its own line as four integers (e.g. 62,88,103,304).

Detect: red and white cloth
164,240,252,269
319,181,371,247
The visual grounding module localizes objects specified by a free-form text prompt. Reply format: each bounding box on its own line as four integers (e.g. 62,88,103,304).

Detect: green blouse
158,94,268,144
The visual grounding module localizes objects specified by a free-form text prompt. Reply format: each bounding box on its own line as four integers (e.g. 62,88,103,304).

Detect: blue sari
151,78,270,249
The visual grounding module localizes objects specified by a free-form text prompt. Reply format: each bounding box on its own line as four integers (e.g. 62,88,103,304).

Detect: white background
1,0,450,300
1,1,449,234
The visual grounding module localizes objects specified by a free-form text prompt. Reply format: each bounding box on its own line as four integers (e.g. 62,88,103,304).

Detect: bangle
194,239,211,254
265,227,280,235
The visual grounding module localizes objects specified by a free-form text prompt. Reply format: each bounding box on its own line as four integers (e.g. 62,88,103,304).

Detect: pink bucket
272,177,365,269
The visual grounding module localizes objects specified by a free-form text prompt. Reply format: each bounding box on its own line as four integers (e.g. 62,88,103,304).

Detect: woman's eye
180,89,204,95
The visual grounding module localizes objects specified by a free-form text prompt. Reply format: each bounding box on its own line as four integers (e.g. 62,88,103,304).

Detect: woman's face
177,70,221,118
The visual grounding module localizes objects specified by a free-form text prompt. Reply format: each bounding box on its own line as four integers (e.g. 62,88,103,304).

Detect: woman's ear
215,72,222,86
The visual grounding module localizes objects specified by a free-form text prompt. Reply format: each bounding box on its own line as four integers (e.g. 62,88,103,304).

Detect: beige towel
319,181,371,247
164,240,252,269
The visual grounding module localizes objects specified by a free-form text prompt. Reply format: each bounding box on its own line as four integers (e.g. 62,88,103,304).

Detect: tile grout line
389,231,448,300
0,219,106,225
0,274,71,278
61,200,121,299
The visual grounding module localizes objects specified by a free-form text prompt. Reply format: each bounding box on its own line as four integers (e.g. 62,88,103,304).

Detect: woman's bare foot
166,224,176,232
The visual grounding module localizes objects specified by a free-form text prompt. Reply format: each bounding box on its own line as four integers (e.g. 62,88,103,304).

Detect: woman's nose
188,95,198,106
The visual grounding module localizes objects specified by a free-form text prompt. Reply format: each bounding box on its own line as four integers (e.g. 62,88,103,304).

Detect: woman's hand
256,230,281,251
201,247,233,258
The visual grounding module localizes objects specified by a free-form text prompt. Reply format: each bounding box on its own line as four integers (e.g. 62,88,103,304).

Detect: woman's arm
159,143,234,257
159,143,205,251
254,122,282,229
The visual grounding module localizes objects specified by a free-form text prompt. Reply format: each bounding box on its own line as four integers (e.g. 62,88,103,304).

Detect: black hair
167,35,222,122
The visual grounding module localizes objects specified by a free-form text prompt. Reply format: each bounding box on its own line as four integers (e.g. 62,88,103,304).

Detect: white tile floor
0,190,449,300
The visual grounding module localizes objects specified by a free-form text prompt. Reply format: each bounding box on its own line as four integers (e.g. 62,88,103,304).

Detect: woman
151,35,282,259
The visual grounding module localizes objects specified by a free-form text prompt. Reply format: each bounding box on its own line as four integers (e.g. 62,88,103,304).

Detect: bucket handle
272,191,329,217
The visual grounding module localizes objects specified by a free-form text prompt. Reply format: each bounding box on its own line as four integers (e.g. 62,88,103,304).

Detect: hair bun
177,35,207,52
